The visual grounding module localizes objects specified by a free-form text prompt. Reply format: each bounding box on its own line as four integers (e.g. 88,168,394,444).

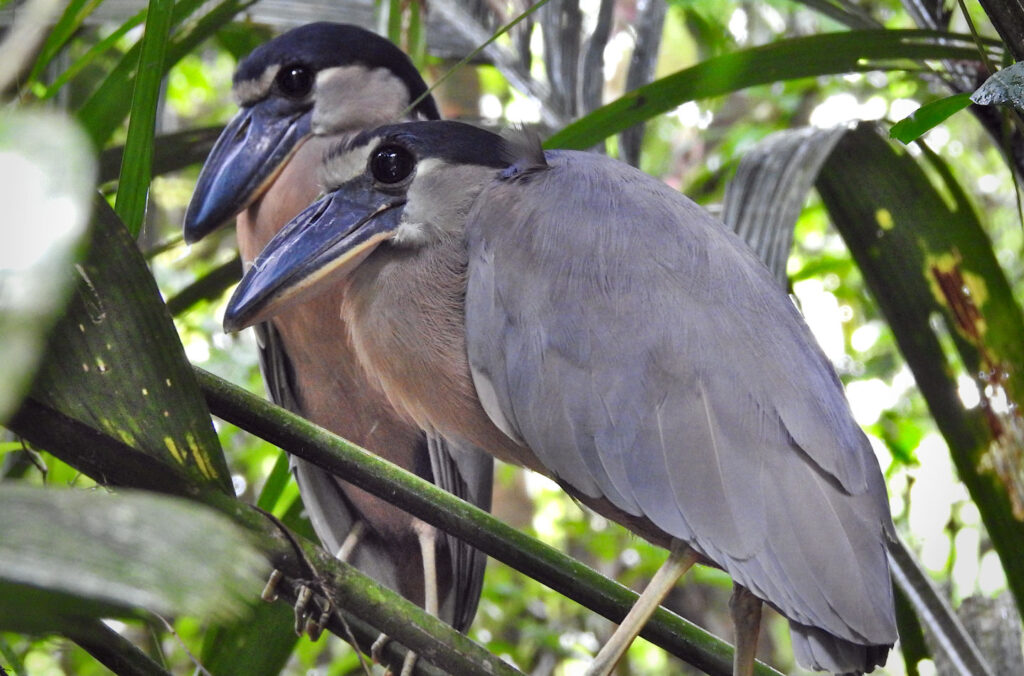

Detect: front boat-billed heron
224,121,898,675
182,24,492,643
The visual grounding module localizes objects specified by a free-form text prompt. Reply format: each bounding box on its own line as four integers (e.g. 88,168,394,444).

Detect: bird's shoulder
466,153,876,495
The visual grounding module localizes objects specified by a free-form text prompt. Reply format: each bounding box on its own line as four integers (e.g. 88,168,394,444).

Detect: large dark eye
276,64,313,98
370,144,415,184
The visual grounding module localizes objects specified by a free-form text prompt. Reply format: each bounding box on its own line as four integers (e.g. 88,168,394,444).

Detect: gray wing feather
464,150,896,653
254,321,300,411
426,434,492,632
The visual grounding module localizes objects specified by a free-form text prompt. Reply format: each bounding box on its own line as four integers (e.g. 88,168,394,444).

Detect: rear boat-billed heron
224,121,898,675
182,24,492,641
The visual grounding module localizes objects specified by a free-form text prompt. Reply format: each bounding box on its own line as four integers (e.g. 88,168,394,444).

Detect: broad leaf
816,123,1024,611
721,124,847,286
0,485,268,633
18,197,231,492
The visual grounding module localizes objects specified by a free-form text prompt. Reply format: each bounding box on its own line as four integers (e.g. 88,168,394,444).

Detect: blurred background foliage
2,0,1023,674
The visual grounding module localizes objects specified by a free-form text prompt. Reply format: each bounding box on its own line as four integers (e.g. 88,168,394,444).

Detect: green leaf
39,8,146,102
77,0,261,148
200,476,313,676
408,1,426,68
546,29,997,150
0,485,268,632
114,0,175,237
0,110,94,424
255,450,291,512
890,92,973,143
199,582,298,676
23,0,106,91
386,0,403,47
18,197,231,493
816,122,1024,611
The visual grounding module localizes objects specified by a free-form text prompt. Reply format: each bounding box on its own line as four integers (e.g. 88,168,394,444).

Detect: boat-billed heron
182,24,492,643
224,121,898,675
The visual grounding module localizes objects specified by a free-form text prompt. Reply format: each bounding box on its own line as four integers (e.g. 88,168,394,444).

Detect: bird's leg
335,522,401,664
371,519,439,675
262,568,333,638
395,519,440,676
414,518,440,616
335,518,367,561
304,595,334,641
729,584,762,676
585,540,700,676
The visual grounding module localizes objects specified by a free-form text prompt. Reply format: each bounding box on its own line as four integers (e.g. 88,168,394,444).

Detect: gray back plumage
464,148,896,672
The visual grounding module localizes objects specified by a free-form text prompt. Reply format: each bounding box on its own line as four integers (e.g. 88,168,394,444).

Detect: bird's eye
370,144,416,184
276,64,313,98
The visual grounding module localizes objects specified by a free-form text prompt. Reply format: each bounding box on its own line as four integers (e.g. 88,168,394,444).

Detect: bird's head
223,120,514,332
183,22,439,243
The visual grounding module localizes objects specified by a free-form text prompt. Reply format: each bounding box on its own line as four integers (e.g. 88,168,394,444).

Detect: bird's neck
342,239,537,470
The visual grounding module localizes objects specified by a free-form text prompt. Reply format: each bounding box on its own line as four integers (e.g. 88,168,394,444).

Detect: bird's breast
342,243,542,473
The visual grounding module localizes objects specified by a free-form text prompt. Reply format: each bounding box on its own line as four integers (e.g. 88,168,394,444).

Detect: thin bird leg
333,521,399,663
335,519,367,561
414,518,440,615
586,540,700,676
729,584,762,676
397,519,441,676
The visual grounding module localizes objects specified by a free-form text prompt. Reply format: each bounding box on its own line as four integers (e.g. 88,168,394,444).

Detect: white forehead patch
233,64,280,105
311,65,414,135
319,142,374,191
